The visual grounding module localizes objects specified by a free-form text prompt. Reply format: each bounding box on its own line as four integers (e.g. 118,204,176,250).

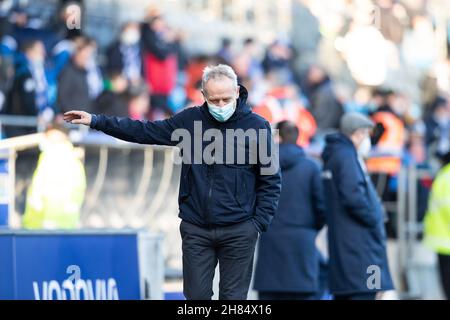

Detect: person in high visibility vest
367,89,406,175
423,152,450,299
22,121,86,229
252,85,317,147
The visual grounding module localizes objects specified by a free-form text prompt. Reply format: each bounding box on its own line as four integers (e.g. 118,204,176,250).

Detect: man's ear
236,85,240,98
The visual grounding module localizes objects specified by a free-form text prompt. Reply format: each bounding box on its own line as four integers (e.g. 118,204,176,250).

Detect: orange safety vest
366,111,405,174
253,93,317,147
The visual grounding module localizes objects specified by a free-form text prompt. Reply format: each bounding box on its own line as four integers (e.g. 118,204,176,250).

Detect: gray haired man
64,64,282,300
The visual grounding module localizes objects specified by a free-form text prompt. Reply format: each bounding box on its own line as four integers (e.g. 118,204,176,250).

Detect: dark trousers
438,254,450,299
180,219,259,300
333,292,377,300
259,292,318,300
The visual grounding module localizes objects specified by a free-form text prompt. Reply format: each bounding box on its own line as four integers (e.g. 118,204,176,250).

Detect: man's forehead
204,78,237,96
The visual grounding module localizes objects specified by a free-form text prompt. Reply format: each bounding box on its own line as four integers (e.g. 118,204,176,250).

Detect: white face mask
207,100,236,122
358,135,372,158
121,30,140,45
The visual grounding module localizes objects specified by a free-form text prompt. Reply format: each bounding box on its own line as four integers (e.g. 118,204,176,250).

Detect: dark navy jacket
322,133,394,295
89,86,281,232
254,143,326,293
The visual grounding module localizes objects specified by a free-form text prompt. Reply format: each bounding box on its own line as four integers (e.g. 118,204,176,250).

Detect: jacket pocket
227,164,255,212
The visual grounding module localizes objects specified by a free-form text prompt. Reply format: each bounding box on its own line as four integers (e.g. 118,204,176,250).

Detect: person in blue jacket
254,120,326,300
63,64,281,300
322,112,394,300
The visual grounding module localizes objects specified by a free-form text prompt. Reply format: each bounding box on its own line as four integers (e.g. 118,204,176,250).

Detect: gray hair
201,64,238,93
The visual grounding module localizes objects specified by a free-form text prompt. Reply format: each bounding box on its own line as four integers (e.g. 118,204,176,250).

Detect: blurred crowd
0,1,449,167
1,0,450,299
1,1,450,220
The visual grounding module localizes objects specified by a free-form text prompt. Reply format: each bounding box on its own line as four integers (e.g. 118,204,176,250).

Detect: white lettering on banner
32,278,119,300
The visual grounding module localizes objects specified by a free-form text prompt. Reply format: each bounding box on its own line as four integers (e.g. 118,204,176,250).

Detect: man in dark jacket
254,120,326,300
63,64,281,300
322,112,394,300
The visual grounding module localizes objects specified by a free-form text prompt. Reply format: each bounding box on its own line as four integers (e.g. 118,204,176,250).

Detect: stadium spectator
141,11,177,118
322,112,394,300
253,83,317,147
94,71,129,117
262,39,294,81
4,39,51,137
128,81,150,120
216,37,233,65
57,36,97,114
304,65,344,133
7,39,48,116
423,151,450,299
106,22,143,84
366,88,406,175
424,96,450,162
22,120,86,229
233,38,263,82
254,120,325,300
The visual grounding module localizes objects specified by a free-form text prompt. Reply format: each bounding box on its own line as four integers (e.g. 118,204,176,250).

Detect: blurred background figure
106,21,143,84
423,151,450,300
262,39,294,83
22,120,86,229
424,96,450,173
4,39,50,137
303,65,344,134
57,36,99,114
254,120,326,300
0,1,15,119
253,81,316,147
128,81,150,120
322,113,394,300
233,38,263,83
141,9,177,120
94,70,129,117
216,37,233,66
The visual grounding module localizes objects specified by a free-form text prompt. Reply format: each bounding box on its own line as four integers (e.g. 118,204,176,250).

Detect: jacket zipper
206,164,214,228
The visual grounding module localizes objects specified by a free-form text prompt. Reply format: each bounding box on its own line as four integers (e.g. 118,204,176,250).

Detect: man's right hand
63,111,92,126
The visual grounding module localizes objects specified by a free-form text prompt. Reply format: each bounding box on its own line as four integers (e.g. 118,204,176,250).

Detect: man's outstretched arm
63,110,186,146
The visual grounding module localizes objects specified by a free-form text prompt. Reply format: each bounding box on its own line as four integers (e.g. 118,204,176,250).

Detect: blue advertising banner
0,231,141,300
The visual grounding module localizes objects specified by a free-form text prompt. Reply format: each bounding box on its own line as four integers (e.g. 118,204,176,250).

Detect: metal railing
0,128,180,229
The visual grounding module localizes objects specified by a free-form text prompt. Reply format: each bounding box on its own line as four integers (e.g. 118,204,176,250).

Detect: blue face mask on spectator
207,100,236,122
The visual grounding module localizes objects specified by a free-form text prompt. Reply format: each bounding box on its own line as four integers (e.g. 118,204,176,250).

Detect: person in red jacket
141,13,177,120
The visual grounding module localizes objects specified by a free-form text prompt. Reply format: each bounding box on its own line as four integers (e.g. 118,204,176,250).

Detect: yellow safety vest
423,163,450,255
22,141,86,229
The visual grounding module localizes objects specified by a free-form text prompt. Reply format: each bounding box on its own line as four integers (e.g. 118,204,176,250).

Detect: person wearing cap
321,112,394,300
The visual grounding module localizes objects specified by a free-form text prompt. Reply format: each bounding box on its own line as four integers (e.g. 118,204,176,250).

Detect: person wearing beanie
321,112,394,300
